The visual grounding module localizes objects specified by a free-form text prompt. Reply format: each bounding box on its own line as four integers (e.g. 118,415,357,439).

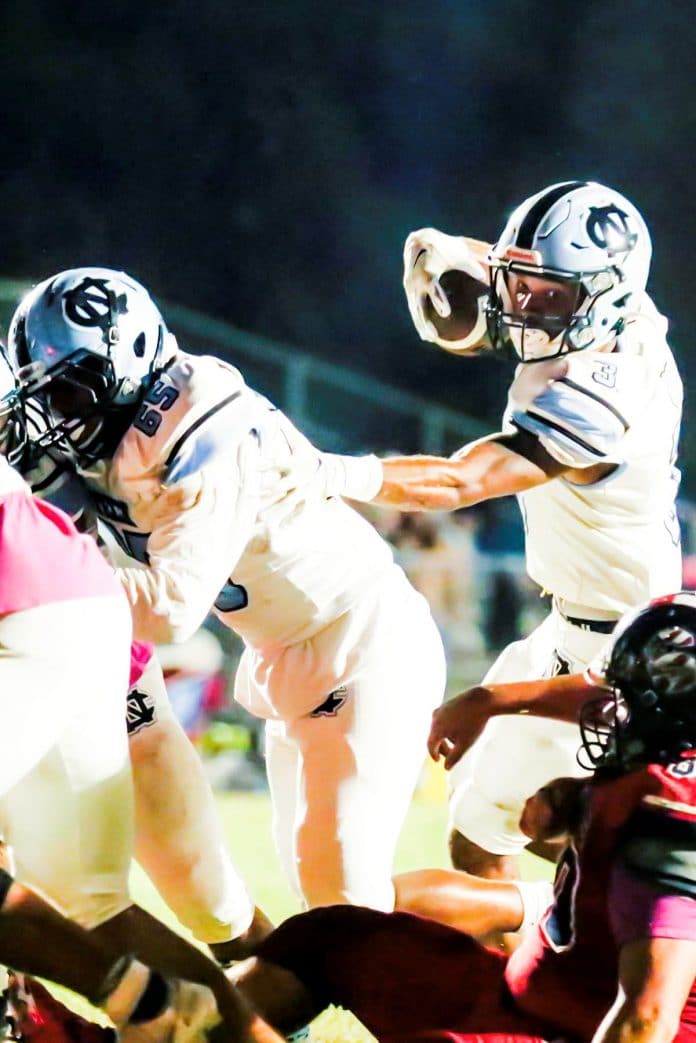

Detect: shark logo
310,687,349,718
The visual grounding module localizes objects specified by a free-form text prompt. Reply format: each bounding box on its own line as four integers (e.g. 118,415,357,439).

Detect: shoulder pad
507,350,649,467
114,354,263,486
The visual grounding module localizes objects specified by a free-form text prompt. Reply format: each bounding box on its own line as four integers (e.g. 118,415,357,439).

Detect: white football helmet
487,180,652,362
8,267,175,464
0,344,26,467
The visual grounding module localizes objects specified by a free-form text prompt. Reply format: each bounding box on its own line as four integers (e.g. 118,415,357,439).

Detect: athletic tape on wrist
513,879,555,932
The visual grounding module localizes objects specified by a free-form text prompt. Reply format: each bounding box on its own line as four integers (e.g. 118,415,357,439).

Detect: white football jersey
50,352,397,654
501,294,683,613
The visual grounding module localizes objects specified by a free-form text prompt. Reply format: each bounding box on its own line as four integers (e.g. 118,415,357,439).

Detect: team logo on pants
126,687,157,736
309,686,348,718
548,651,572,678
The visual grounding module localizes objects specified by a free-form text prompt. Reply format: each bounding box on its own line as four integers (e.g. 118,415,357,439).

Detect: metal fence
0,278,486,456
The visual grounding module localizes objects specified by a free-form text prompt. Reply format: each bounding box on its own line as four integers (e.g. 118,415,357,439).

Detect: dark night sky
1,0,694,483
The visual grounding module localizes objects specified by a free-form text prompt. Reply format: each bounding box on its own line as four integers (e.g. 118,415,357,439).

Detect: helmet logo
63,278,127,339
586,206,638,257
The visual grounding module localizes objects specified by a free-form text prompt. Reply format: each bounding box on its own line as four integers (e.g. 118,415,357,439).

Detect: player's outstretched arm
374,425,572,512
428,673,602,770
0,870,132,1006
593,937,696,1043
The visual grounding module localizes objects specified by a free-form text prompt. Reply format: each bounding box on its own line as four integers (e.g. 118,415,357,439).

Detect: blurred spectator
470,500,527,653
156,627,226,739
389,511,484,682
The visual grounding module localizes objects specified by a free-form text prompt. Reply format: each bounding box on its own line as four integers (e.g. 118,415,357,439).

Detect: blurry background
0,0,693,475
5,6,687,1035
2,0,695,791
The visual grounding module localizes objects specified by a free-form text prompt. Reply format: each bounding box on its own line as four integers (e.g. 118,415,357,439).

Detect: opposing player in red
223,593,696,1043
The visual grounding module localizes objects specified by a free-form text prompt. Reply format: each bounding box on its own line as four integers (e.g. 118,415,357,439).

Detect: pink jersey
0,469,121,614
129,639,155,689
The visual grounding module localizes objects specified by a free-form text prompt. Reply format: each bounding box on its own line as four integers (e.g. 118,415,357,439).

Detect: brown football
423,269,489,341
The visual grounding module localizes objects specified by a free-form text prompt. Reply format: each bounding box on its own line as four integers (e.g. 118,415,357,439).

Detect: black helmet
579,593,696,772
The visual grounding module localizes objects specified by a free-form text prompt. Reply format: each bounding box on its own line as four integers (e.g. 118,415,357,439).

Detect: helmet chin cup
508,324,559,361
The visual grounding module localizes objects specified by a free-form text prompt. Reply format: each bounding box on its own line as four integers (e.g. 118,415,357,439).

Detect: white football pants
0,596,134,928
127,654,255,942
448,605,608,855
261,570,447,911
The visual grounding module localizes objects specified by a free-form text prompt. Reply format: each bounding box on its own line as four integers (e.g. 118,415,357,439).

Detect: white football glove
104,961,221,1043
403,228,490,354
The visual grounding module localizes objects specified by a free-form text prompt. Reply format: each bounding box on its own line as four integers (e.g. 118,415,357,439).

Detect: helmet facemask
579,599,696,774
18,350,144,468
0,364,27,470
9,269,169,468
487,251,625,362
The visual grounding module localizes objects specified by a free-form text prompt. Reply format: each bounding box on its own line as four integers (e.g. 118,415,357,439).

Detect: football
423,269,490,344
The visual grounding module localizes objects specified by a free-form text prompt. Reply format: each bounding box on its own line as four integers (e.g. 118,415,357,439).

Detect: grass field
52,758,552,1042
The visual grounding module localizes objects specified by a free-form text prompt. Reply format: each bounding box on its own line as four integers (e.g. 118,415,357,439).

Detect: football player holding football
9,268,446,916
316,181,684,887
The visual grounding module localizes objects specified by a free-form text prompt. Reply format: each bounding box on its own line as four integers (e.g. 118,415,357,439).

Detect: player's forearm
480,674,602,724
0,876,122,1003
593,1003,680,1043
429,674,602,768
374,439,551,512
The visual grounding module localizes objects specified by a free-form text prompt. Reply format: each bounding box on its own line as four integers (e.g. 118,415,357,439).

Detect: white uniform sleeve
506,351,648,468
116,433,261,644
110,355,264,644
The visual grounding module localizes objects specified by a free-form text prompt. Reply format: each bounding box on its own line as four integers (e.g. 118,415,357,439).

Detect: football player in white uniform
10,269,446,916
22,394,272,966
0,353,282,1043
308,181,684,884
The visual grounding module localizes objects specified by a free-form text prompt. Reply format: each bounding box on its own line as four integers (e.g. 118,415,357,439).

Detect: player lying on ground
220,594,696,1043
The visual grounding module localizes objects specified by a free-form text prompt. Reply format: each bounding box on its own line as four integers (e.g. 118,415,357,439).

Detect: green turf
47,760,552,1041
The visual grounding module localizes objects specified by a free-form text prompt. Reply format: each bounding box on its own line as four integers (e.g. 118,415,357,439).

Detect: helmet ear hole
133,332,146,358
12,317,30,369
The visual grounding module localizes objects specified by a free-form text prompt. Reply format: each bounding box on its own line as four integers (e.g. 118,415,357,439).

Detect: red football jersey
506,763,696,1041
